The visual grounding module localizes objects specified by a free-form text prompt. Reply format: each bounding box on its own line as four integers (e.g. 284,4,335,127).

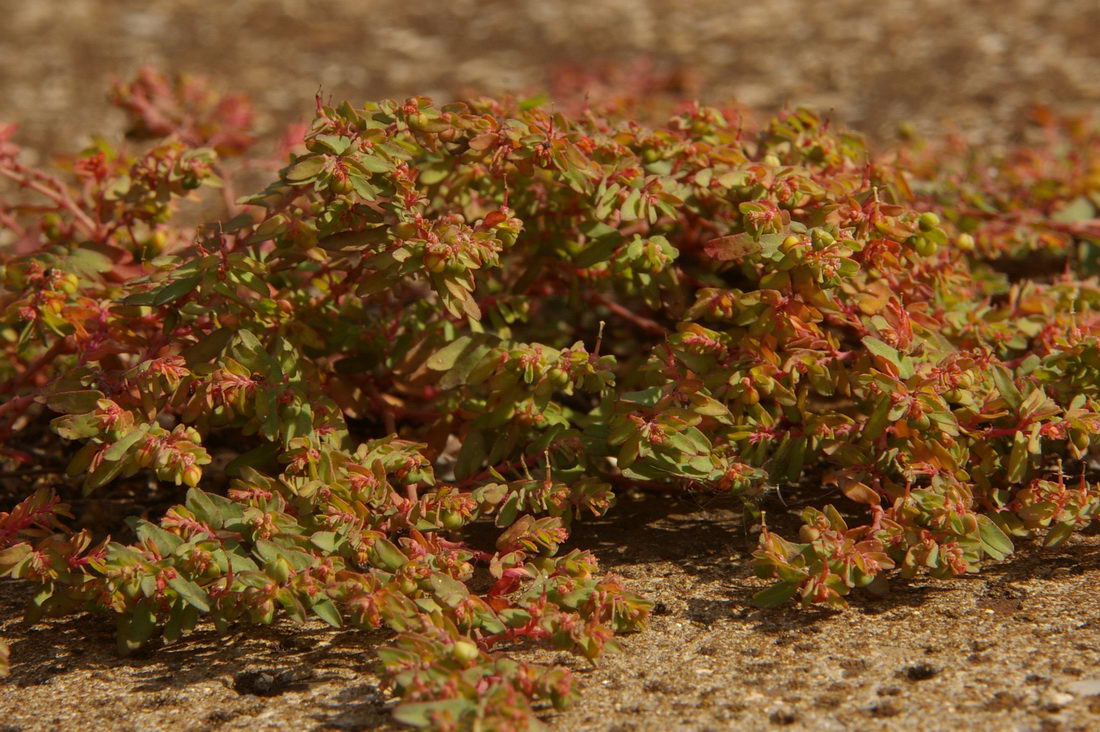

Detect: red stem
0,164,99,237
585,293,667,336
1,339,69,395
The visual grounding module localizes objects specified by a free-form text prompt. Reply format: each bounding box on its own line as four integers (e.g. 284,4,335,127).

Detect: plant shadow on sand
5,488,1100,729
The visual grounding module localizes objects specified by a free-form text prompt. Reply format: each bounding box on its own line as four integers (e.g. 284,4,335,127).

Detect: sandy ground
3,492,1100,730
2,0,1100,157
4,1,1100,729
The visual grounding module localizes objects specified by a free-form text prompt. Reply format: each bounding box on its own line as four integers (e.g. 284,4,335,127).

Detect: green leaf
428,572,469,607
185,488,243,527
117,600,157,654
103,424,150,462
225,442,278,477
454,430,486,481
0,544,32,577
357,155,391,174
310,531,340,553
574,229,623,268
163,600,199,643
312,135,352,155
51,413,99,440
183,327,234,367
752,581,799,608
519,93,548,111
992,367,1023,411
167,575,211,612
46,390,104,415
66,247,113,276
784,436,807,483
371,538,407,571
151,275,202,306
129,518,184,555
495,491,521,528
976,514,1014,560
311,597,342,627
1051,195,1095,222
84,458,125,493
393,698,474,728
1006,431,1028,483
862,395,892,440
499,608,532,628
703,233,760,262
281,403,314,445
286,156,326,182
236,328,263,352
1044,521,1075,548
621,386,664,406
427,336,474,371
438,341,496,390
861,336,911,378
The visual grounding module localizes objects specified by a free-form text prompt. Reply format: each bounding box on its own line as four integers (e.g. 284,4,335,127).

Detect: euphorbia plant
0,70,1098,727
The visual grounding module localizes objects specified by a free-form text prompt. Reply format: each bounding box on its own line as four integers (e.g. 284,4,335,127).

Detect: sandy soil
4,492,1100,730
2,0,1100,158
3,1,1100,730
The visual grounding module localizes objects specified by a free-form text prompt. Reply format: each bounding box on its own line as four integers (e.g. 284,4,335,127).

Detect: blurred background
1,0,1099,156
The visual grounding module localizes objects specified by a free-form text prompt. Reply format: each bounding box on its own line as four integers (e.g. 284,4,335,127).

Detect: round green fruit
811,229,835,249
329,176,353,195
440,511,466,530
452,640,480,663
914,237,938,257
546,367,570,388
917,212,940,232
393,222,418,239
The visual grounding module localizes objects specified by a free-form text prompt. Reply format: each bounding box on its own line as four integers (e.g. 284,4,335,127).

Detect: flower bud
917,212,940,232
799,526,820,542
913,236,938,257
182,465,203,487
451,639,480,663
270,556,293,584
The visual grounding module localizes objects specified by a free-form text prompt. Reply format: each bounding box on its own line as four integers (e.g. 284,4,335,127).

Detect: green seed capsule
914,237,938,257
780,235,802,253
452,640,480,662
918,212,940,232
811,229,834,249
329,175,353,195
546,367,570,388
270,556,293,584
440,511,465,530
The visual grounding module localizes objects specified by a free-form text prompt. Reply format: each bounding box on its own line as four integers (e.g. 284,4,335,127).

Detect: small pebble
1066,679,1100,697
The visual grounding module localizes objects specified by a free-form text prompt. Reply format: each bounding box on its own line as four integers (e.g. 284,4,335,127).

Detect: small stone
1045,690,1074,707
868,700,901,718
904,663,938,681
233,670,276,696
769,709,797,725
1066,679,1100,697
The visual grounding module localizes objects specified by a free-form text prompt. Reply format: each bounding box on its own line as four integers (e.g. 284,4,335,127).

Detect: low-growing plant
0,70,1098,728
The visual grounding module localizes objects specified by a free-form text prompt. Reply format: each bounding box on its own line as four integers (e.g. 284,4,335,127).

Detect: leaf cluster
0,71,1098,726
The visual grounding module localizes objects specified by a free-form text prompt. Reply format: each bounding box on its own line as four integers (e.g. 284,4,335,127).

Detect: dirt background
4,0,1100,730
3,0,1100,155
5,494,1100,731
